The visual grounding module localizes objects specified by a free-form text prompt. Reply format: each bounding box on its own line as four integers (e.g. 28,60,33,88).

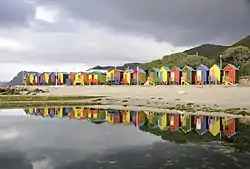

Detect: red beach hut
170,66,182,85
223,64,239,84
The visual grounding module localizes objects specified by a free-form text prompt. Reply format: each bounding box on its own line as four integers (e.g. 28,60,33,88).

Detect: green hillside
141,35,250,75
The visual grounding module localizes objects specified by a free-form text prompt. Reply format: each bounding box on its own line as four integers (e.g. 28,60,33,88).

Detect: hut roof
183,65,195,71
172,66,182,71
125,69,134,73
226,63,239,70
149,68,160,72
197,64,209,71
136,68,146,74
161,66,171,71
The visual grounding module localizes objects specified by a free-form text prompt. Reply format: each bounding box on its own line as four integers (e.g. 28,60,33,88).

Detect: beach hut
23,73,30,85
48,108,57,118
66,72,76,85
33,72,41,85
169,113,180,131
148,68,160,84
55,107,64,118
122,69,134,85
107,68,124,85
132,68,147,85
49,72,57,85
196,64,209,85
26,73,33,85
131,111,146,127
39,72,50,85
180,114,194,133
107,110,122,124
223,63,239,84
57,72,68,85
208,116,221,136
170,66,182,85
194,115,209,135
39,108,49,118
222,117,237,138
159,66,171,84
158,113,169,130
209,64,223,84
74,72,88,85
181,65,196,85
88,71,107,85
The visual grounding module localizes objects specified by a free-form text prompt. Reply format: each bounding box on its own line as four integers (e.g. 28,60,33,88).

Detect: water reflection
24,107,250,152
0,107,250,169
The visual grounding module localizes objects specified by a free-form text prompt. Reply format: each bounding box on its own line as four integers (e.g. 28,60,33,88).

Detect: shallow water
0,107,250,169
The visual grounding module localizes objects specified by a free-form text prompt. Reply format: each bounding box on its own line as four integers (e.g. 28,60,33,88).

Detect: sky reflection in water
0,107,249,169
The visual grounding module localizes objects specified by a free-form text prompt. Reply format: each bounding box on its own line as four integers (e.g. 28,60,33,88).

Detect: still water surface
0,107,250,169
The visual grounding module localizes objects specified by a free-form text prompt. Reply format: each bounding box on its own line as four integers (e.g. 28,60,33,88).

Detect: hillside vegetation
140,35,250,75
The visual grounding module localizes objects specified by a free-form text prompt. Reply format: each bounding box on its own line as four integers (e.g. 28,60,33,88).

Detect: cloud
0,0,35,28
34,0,250,46
0,128,19,141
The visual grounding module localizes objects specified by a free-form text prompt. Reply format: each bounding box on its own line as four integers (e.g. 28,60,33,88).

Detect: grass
0,101,104,109
0,95,104,102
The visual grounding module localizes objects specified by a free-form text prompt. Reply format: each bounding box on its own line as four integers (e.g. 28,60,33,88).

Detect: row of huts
25,107,238,138
23,63,239,85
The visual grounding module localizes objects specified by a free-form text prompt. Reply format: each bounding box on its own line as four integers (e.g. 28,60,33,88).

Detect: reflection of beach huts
39,108,49,117
56,107,64,118
121,110,132,125
194,115,209,135
64,107,73,118
181,66,195,85
148,112,159,128
208,116,221,136
169,113,180,131
73,107,84,120
180,114,194,133
170,66,182,85
196,64,209,85
209,64,223,84
48,107,57,118
132,68,147,85
122,69,134,85
223,64,239,84
159,66,171,84
74,72,88,85
148,68,160,84
158,113,169,130
25,108,35,115
106,110,122,124
57,72,68,85
131,111,146,127
222,117,237,138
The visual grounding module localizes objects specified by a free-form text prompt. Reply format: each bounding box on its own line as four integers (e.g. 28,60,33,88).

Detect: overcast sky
0,0,250,81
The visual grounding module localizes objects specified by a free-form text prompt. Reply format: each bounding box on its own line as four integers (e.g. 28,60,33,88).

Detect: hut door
197,70,202,81
225,71,229,77
159,72,163,81
111,73,114,81
182,72,187,80
210,70,215,81
170,72,175,82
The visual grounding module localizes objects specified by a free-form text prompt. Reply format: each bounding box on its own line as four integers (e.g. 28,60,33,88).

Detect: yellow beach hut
122,69,134,85
159,66,171,84
158,113,169,130
57,72,68,85
73,107,84,120
209,64,223,84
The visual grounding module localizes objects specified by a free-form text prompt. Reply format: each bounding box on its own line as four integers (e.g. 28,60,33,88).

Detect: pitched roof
125,69,134,73
226,63,239,70
149,68,160,72
196,64,209,71
161,66,171,71
172,66,182,71
182,65,195,71
137,68,146,73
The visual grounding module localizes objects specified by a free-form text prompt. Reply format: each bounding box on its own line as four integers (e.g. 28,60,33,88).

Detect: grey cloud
35,0,250,46
0,0,35,28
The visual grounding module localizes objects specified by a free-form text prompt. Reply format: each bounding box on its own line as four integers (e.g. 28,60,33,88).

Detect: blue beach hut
196,64,209,84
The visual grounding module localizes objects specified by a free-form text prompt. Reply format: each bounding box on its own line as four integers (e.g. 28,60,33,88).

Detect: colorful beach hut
122,69,134,85
222,117,237,138
194,115,209,135
148,112,159,128
26,73,33,85
48,108,57,118
49,72,57,85
148,68,160,84
33,72,41,85
88,71,107,85
57,72,68,85
131,111,146,127
66,72,76,85
107,68,124,85
159,66,170,84
180,114,194,133
169,113,180,131
74,72,88,85
209,64,223,84
39,72,50,85
158,113,169,130
223,63,239,84
196,64,209,84
132,68,147,85
121,110,132,125
181,65,195,85
208,116,221,136
170,66,182,85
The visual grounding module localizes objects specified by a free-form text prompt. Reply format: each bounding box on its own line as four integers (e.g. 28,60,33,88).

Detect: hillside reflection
24,107,250,152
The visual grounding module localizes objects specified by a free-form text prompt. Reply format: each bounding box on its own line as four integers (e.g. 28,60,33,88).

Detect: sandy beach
21,85,250,111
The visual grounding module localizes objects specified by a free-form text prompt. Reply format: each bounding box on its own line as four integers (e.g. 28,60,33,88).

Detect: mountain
232,35,250,47
7,71,34,86
87,62,142,71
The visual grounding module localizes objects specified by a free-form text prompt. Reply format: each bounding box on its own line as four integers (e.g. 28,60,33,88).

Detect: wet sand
20,85,249,111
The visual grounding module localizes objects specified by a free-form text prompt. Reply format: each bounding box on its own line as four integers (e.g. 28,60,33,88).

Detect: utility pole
220,55,222,69
137,66,139,85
